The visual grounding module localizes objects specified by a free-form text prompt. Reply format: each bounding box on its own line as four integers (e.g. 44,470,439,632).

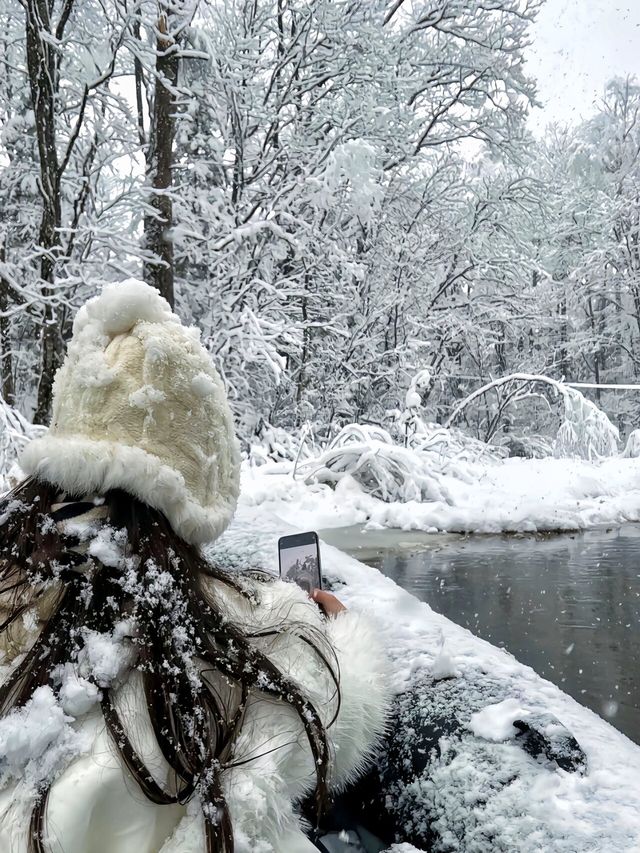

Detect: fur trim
324,609,393,790
20,435,239,546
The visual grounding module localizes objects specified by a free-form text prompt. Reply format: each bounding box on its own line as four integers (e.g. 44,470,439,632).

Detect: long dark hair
0,478,339,852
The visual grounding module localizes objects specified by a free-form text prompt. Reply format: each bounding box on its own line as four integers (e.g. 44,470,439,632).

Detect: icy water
320,525,640,745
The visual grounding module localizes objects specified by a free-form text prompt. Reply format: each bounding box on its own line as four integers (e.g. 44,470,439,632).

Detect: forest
2,5,640,852
1,0,639,449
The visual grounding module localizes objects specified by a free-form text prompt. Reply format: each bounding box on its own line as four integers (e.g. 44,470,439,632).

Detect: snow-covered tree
2,0,639,454
169,0,540,437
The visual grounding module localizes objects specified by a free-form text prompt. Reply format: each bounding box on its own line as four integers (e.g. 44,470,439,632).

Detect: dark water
320,525,640,744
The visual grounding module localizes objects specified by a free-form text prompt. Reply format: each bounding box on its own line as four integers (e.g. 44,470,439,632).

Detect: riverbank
212,499,640,852
241,455,640,535
321,523,640,745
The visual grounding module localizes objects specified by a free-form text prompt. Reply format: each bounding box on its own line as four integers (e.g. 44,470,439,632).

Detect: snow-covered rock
468,697,530,742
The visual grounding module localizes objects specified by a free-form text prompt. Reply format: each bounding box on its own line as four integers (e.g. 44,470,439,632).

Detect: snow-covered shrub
0,396,46,492
247,421,316,467
499,434,554,459
297,424,451,503
554,386,619,460
622,429,640,458
446,374,619,461
388,402,506,468
409,423,506,466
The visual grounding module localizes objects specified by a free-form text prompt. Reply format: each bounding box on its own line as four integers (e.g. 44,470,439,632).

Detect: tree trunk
556,288,569,381
0,242,15,405
25,0,64,424
296,287,309,413
586,295,602,404
143,11,179,308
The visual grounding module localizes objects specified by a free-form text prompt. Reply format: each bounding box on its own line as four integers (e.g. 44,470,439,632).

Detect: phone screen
278,532,322,593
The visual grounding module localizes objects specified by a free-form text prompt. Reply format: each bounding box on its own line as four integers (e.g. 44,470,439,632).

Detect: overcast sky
526,0,640,129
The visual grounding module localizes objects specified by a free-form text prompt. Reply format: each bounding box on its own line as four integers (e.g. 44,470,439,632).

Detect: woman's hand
311,588,346,617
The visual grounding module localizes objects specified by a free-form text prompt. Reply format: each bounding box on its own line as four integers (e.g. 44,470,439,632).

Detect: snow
87,525,127,567
0,500,24,526
0,686,89,791
430,636,461,681
405,390,422,409
54,664,101,717
468,698,531,742
191,372,218,397
74,279,176,338
128,384,166,408
77,622,136,688
211,497,640,852
242,454,640,535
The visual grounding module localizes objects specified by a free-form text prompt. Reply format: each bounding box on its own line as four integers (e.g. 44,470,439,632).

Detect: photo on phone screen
278,532,321,594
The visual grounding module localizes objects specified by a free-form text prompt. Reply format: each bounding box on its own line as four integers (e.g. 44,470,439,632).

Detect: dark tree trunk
143,11,179,308
556,288,569,381
0,242,15,405
586,295,602,404
25,0,65,424
296,287,309,412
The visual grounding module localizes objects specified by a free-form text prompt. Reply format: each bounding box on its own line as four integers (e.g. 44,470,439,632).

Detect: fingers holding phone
311,588,346,617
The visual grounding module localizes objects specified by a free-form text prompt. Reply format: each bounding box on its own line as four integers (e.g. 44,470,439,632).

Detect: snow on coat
0,575,391,853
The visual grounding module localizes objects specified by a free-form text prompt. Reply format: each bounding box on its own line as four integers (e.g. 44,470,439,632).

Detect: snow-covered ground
218,474,640,852
242,455,640,535
4,408,640,848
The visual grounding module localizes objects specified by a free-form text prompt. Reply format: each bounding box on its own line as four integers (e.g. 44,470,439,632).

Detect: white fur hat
20,280,241,545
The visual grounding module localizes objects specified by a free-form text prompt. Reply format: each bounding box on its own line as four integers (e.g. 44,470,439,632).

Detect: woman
0,281,391,853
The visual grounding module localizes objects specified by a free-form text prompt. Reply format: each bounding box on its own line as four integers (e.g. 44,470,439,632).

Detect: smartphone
278,531,322,594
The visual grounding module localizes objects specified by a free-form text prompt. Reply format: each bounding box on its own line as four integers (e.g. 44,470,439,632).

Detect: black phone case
278,532,322,591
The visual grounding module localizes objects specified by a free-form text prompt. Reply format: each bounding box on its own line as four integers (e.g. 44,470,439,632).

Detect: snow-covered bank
242,455,640,534
213,503,640,852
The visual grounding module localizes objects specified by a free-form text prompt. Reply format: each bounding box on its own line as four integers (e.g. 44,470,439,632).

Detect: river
320,524,640,745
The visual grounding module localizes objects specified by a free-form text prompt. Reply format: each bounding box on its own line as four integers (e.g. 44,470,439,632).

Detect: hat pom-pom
74,280,177,339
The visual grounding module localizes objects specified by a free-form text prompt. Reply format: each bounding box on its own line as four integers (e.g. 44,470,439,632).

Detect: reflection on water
320,525,640,744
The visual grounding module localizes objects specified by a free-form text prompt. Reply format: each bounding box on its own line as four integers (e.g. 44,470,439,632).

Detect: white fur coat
0,577,391,853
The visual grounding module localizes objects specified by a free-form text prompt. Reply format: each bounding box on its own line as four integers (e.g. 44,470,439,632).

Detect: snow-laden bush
394,370,509,465
389,392,507,473
499,433,554,459
247,421,316,467
445,374,619,461
554,386,619,460
296,424,452,504
622,429,640,458
0,396,46,492
408,421,506,465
